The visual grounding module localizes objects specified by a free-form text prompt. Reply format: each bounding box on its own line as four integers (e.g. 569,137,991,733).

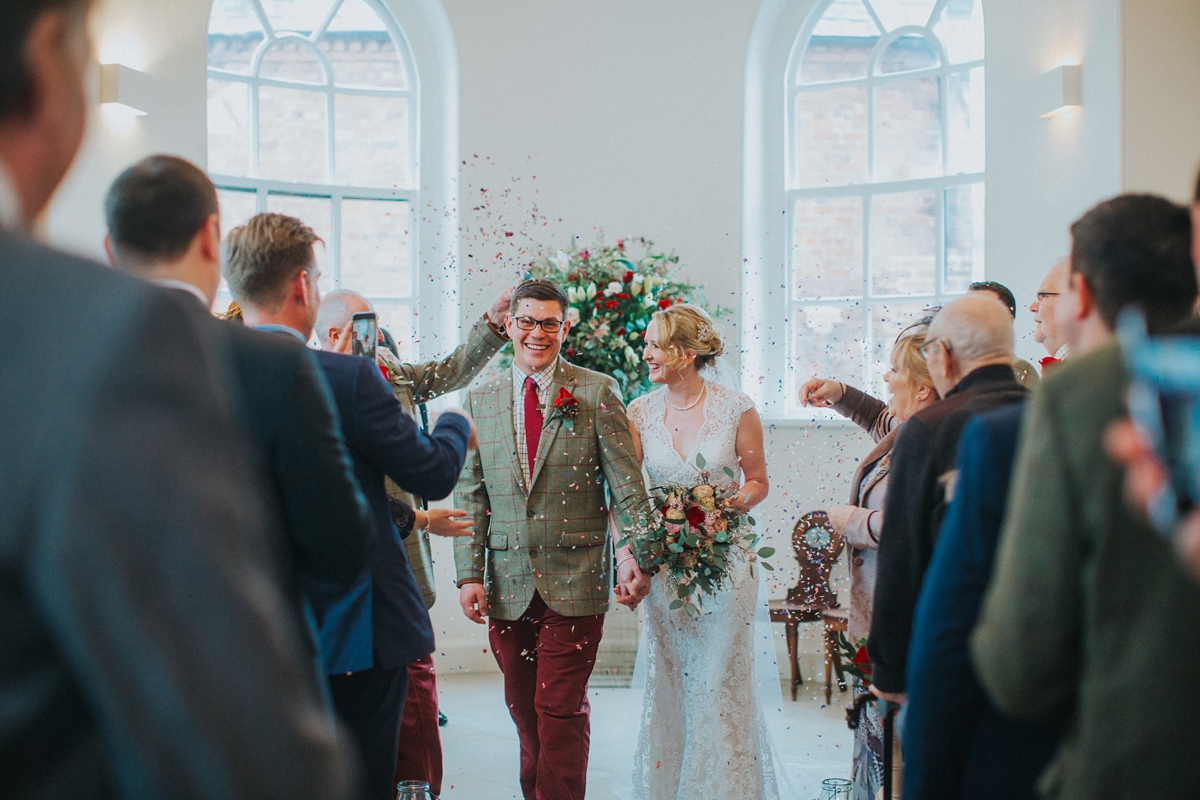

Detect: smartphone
351,312,378,360
1117,308,1200,536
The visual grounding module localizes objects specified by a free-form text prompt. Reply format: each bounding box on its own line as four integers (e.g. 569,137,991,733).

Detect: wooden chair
768,511,844,700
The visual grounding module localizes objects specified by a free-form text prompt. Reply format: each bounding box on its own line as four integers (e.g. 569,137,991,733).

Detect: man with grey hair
867,294,1028,703
317,286,512,796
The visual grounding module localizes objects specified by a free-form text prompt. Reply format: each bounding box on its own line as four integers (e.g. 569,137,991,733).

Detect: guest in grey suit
0,2,356,797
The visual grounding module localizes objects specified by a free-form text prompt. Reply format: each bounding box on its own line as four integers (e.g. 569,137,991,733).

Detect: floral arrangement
619,454,775,617
519,236,724,403
832,630,873,685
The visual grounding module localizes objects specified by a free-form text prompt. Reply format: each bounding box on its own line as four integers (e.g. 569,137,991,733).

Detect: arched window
745,0,984,418
207,0,420,355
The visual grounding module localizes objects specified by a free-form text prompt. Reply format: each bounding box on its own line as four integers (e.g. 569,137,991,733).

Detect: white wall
42,0,1200,674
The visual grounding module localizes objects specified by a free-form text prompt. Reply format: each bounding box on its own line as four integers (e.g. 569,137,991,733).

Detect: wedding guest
969,281,1040,388
898,193,1195,800
316,286,514,797
799,319,937,797
971,193,1198,800
225,213,475,800
867,294,1026,703
1029,259,1070,370
0,2,356,797
103,155,375,676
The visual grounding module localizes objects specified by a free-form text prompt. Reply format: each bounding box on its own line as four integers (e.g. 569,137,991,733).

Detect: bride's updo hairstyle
649,303,725,371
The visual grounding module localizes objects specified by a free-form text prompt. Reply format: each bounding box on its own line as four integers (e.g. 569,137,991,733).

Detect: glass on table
819,776,853,800
395,779,437,799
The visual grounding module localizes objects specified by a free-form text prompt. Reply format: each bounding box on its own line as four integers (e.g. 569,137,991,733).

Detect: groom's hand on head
460,582,488,623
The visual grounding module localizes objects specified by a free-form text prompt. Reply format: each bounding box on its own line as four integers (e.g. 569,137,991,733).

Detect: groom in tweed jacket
455,280,649,800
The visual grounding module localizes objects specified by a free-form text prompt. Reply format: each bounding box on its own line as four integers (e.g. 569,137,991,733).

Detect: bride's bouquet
619,454,775,616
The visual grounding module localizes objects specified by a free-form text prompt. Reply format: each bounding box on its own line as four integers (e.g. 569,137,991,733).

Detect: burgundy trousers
488,592,605,800
394,655,442,794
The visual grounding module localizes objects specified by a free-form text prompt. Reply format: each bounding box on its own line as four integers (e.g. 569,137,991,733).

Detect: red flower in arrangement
617,239,626,252
605,299,619,310
617,292,631,300
685,506,706,527
565,346,577,357
579,249,591,261
623,270,634,282
547,387,580,426
852,646,873,676
658,298,672,310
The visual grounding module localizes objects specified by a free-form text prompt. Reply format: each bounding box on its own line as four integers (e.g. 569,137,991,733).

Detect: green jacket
453,358,649,620
971,342,1200,799
384,315,506,608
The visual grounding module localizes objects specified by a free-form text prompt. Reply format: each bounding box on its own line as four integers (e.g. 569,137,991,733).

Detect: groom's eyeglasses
513,315,565,333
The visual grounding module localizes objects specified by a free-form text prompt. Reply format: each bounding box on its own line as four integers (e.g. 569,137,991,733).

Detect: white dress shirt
512,360,557,484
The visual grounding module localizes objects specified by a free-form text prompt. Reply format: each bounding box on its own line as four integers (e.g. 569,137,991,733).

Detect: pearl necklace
664,381,706,411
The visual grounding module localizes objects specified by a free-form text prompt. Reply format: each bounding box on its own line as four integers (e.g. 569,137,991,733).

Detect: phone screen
351,312,377,360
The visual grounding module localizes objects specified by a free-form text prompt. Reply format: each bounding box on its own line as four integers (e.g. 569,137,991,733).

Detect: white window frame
743,0,985,420
207,0,446,358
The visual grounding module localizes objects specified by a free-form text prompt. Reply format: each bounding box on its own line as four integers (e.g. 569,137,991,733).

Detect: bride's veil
697,355,740,391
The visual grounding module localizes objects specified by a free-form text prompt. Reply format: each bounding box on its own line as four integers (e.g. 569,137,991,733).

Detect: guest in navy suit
902,405,1063,800
223,212,474,800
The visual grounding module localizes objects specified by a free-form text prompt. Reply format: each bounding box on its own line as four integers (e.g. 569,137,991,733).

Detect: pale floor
436,627,854,800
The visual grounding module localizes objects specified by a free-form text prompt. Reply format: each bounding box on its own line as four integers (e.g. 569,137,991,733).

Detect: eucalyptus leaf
762,562,775,571
695,453,706,469
669,599,683,610
723,466,736,479
757,547,776,559
748,516,757,526
677,584,690,599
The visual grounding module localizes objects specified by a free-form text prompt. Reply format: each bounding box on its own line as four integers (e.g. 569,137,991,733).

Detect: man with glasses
1029,259,1070,371
866,294,1027,705
454,279,649,800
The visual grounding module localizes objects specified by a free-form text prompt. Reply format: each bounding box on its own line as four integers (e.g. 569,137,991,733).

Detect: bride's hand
616,558,649,609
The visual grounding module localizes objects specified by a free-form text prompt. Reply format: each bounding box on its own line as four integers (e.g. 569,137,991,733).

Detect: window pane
799,0,879,84
947,67,984,175
945,183,984,293
794,86,868,188
792,305,863,389
258,0,330,35
321,0,407,88
258,86,328,183
872,77,941,182
793,197,863,299
335,94,410,188
217,188,258,233
207,0,265,74
877,32,939,74
372,300,414,360
868,0,938,31
207,79,251,177
869,190,937,296
266,193,333,293
932,0,984,65
868,300,932,396
340,199,411,297
260,38,326,84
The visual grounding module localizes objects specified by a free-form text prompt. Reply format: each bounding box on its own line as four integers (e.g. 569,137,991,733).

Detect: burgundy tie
524,376,542,479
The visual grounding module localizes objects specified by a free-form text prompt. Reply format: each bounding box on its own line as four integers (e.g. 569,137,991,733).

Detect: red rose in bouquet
684,505,706,527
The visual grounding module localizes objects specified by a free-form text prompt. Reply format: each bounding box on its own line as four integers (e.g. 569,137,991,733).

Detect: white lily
604,281,622,296
585,281,598,300
643,275,655,296
629,280,643,297
624,346,639,364
567,307,581,325
551,251,571,273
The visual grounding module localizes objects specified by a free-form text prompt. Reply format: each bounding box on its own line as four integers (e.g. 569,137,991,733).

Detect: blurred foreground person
0,2,355,798
972,193,1199,800
317,286,513,796
104,155,375,679
800,318,937,798
225,214,474,800
903,194,1198,800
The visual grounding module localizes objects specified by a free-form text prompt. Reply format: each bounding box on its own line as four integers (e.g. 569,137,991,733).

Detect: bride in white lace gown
614,304,793,799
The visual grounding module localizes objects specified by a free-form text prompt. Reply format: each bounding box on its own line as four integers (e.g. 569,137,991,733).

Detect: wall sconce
1037,64,1082,118
98,63,153,117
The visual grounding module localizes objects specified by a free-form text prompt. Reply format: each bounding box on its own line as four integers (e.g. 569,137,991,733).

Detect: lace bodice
627,381,754,489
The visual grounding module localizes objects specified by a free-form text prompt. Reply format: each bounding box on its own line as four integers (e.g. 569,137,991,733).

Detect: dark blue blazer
309,351,471,673
903,404,1063,800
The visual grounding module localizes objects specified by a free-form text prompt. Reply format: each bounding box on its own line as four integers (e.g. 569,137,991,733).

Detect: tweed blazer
454,358,649,620
383,315,507,608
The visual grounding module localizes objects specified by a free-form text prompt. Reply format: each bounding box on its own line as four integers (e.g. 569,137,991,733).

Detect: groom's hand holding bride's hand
615,557,649,609
459,582,489,624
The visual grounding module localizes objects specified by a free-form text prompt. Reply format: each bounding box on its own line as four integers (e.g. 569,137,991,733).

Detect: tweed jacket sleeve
453,388,490,586
593,375,651,521
393,315,506,404
834,384,896,444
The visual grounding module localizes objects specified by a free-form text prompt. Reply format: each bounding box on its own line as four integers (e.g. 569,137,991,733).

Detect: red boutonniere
546,387,580,431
